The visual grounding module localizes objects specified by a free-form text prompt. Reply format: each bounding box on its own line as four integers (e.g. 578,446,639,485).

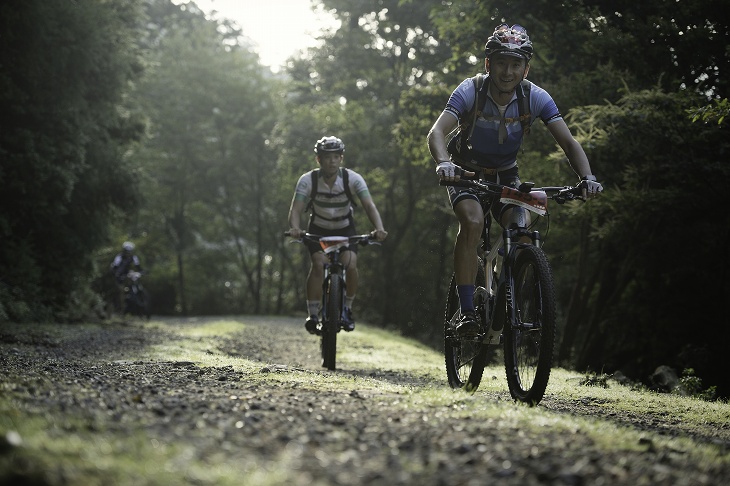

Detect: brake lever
554,187,586,204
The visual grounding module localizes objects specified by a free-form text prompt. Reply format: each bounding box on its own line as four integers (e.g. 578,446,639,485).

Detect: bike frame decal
499,187,548,216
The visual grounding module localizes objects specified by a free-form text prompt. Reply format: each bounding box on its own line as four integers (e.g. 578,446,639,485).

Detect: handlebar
283,231,379,246
439,178,586,204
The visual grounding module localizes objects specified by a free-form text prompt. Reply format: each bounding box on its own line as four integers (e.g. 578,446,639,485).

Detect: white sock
307,301,320,317
345,295,355,309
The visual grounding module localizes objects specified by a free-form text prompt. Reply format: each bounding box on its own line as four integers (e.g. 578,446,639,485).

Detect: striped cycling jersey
444,76,563,169
294,168,370,230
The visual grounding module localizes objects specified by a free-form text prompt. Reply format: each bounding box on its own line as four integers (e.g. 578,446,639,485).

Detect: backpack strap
478,78,532,145
464,74,488,143
516,79,532,135
459,75,529,146
341,168,357,207
304,169,319,213
473,74,489,120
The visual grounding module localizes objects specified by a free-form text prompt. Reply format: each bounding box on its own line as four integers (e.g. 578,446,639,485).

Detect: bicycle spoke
504,246,556,405
444,263,489,390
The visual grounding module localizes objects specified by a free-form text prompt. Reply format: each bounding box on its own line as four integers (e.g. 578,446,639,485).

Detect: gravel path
1,317,728,485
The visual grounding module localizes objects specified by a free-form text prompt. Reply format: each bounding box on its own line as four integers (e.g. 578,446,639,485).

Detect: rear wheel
322,273,342,370
444,260,487,390
504,246,556,405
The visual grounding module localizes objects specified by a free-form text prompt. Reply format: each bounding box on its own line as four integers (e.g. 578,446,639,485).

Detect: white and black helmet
484,23,533,61
314,136,345,154
122,241,135,252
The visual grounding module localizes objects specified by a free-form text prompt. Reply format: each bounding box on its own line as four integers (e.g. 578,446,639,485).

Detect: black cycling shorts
446,165,521,221
304,223,359,255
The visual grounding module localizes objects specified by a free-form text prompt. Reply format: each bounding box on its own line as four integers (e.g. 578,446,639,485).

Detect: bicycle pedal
460,332,484,342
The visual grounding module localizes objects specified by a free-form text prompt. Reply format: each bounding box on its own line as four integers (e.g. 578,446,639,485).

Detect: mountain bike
123,270,150,320
285,231,378,371
442,178,585,405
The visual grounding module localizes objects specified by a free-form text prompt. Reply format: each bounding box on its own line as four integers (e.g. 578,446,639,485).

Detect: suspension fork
321,260,331,321
333,258,347,314
329,250,346,289
502,222,542,328
502,227,516,325
322,251,346,322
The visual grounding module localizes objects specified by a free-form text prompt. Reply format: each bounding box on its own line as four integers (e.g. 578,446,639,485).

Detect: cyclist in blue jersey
288,136,388,334
427,23,603,337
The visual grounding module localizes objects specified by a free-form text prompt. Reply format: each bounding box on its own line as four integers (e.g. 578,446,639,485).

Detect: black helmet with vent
314,136,345,154
484,23,533,61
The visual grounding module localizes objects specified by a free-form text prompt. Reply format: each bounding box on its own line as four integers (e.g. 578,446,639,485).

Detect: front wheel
321,273,342,370
124,288,148,318
504,246,556,405
136,288,151,320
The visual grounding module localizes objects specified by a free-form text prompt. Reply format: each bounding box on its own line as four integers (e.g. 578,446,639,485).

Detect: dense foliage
127,1,280,316
1,0,727,396
0,0,144,321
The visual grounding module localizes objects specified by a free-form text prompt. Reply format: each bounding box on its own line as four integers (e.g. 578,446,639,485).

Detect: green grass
1,317,729,485
547,368,730,431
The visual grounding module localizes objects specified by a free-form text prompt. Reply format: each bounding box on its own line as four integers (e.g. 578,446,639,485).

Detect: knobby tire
137,290,151,320
444,259,487,390
504,246,556,405
322,273,342,370
125,289,150,320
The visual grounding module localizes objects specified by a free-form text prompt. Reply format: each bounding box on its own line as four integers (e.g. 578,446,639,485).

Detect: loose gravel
1,317,728,485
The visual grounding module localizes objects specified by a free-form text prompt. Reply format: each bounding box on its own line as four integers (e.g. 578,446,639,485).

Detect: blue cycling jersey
444,75,563,168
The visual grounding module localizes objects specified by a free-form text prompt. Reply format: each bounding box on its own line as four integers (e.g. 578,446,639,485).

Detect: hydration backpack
447,74,532,162
305,168,357,223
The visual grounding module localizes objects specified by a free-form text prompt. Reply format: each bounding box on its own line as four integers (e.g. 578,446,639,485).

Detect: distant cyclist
288,136,388,333
427,23,602,336
110,241,142,312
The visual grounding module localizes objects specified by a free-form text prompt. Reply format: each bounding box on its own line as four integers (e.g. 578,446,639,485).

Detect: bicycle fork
321,261,346,327
479,223,542,345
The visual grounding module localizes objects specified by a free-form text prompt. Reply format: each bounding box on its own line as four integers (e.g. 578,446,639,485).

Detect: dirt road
1,316,728,485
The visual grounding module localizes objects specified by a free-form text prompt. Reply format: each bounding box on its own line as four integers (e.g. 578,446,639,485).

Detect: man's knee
341,251,357,269
457,211,484,237
309,253,326,270
455,200,483,230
